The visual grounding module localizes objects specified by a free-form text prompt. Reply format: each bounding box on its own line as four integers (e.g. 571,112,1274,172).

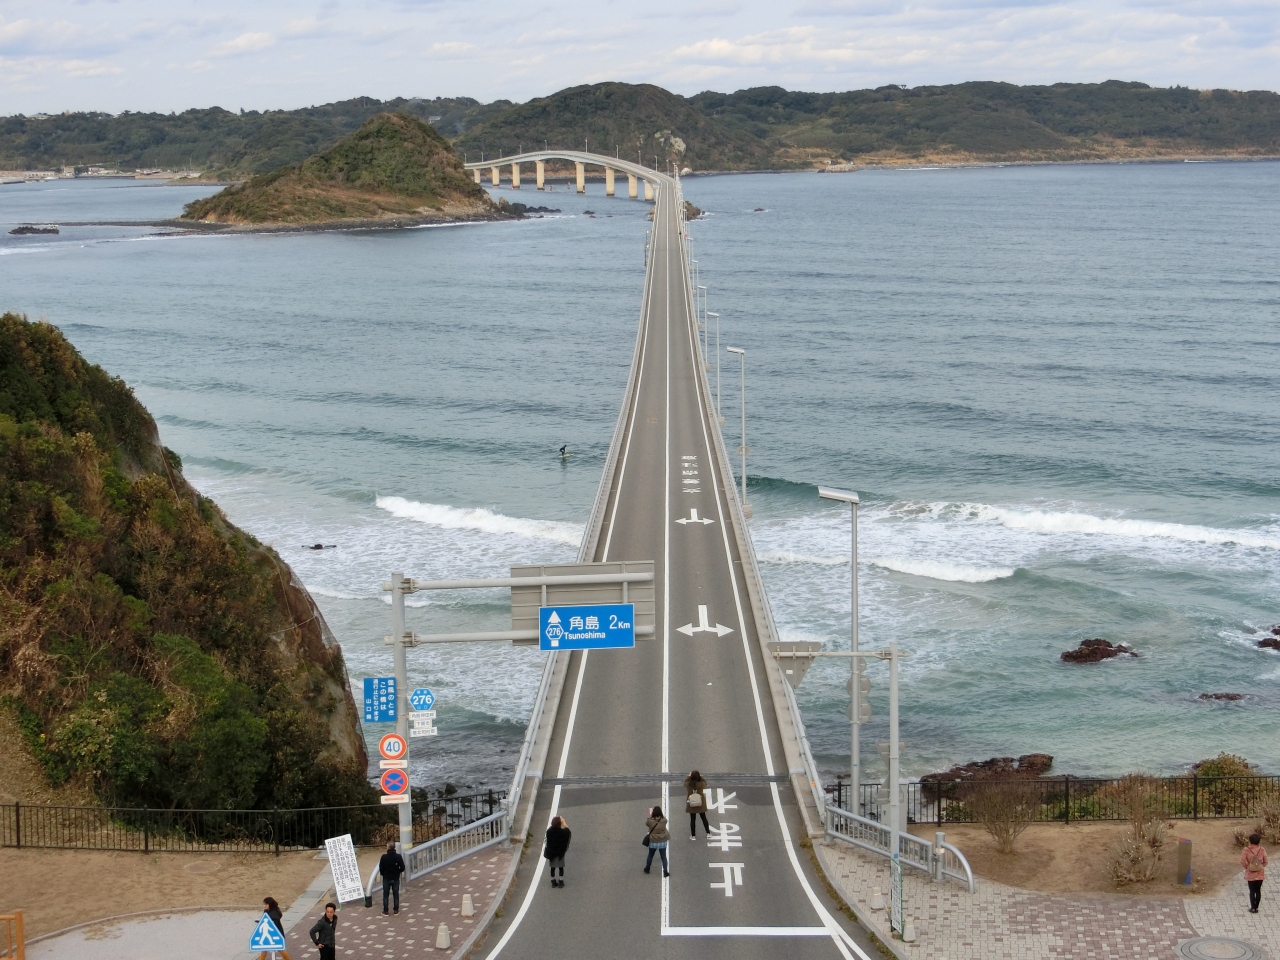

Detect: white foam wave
308,586,376,601
757,550,847,566
867,557,1016,583
376,496,582,546
972,505,1279,550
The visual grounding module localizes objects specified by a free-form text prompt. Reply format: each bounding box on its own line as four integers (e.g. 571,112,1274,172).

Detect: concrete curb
813,843,909,960
280,861,338,933
27,905,258,945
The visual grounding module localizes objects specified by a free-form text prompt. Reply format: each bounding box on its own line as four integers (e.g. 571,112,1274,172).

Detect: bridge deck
481,181,874,959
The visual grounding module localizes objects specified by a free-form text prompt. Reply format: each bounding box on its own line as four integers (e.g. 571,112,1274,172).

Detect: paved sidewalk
27,908,260,960
817,840,1278,959
288,843,518,958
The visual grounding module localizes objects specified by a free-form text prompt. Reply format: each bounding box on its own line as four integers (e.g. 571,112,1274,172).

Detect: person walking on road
685,770,710,839
1242,833,1269,913
379,841,406,915
644,805,670,877
544,815,572,888
260,897,292,960
309,903,337,960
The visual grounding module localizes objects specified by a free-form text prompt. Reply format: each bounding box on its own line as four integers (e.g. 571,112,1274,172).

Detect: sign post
249,912,287,956
389,572,412,849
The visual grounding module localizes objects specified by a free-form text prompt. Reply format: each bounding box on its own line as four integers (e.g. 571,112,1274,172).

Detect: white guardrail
365,810,509,901
825,805,975,893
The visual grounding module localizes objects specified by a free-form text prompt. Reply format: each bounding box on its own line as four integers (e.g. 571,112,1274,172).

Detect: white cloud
212,31,274,57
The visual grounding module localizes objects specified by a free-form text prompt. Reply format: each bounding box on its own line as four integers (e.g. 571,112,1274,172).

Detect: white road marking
675,508,715,525
706,788,737,813
675,605,733,637
708,862,745,896
664,927,831,937
661,186,673,932
706,822,743,851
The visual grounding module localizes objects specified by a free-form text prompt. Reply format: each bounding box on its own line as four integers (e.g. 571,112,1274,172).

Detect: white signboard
889,854,904,936
324,833,365,903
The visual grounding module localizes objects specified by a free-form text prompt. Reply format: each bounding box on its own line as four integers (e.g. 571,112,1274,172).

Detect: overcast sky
2,0,1277,115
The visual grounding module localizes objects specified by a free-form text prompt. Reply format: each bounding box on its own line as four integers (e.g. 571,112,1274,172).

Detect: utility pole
390,572,413,850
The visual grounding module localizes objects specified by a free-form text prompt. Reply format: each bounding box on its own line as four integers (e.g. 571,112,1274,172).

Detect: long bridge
463,150,663,200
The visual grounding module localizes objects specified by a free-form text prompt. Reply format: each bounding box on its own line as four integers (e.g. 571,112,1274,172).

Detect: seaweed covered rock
1061,638,1137,663
922,753,1054,783
0,313,372,809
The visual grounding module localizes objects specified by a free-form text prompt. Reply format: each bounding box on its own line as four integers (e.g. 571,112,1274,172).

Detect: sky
2,0,1277,115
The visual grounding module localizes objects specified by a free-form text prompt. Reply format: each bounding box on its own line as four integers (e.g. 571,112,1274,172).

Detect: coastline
684,152,1280,177
57,210,520,235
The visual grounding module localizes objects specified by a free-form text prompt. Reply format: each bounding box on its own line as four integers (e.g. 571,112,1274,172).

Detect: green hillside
181,112,497,225
0,313,373,809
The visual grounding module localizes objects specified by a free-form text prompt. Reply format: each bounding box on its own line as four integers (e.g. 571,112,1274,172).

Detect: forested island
181,112,503,227
0,314,374,809
3,80,1278,177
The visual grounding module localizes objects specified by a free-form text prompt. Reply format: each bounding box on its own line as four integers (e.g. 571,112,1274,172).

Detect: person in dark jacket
309,903,337,960
379,842,407,914
544,815,572,888
261,898,292,960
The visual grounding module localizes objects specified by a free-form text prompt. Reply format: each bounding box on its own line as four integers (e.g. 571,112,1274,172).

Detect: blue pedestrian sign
540,604,635,651
248,912,286,951
409,687,435,711
362,677,397,723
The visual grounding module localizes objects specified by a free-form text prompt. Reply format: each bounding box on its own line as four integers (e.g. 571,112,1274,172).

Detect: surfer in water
559,444,570,459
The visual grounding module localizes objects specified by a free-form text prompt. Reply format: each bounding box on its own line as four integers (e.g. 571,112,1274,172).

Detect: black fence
0,790,505,854
823,775,1280,825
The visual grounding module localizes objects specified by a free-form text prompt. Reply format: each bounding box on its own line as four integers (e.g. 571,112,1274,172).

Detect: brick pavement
817,840,1279,959
287,843,518,958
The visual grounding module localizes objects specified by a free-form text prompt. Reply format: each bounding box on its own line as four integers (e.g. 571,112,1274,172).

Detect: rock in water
1061,638,1137,663
922,753,1054,783
1198,693,1245,701
1258,637,1280,651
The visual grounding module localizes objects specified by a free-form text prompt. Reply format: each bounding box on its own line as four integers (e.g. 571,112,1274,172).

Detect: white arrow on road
676,605,733,637
675,508,715,525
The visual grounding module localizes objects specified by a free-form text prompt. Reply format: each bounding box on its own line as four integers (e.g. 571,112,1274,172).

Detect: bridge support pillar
536,161,545,190
605,167,615,197
491,166,500,187
575,162,585,194
472,169,481,184
644,180,654,202
511,162,520,189
628,174,638,199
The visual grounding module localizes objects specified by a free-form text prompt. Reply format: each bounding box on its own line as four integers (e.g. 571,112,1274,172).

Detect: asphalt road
481,182,876,960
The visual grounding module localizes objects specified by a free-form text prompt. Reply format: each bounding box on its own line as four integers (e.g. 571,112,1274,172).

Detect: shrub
1235,794,1280,847
1108,820,1167,885
960,777,1042,854
1193,753,1261,816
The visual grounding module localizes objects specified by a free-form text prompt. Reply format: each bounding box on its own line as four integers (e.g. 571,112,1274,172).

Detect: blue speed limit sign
409,688,435,710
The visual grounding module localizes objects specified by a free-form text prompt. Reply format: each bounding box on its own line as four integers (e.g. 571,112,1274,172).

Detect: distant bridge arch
462,150,671,201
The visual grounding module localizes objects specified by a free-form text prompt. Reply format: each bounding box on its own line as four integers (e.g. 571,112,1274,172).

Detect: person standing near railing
1242,833,1268,914
379,842,406,915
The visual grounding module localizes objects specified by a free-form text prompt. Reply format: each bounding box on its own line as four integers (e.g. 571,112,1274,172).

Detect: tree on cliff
0,313,373,809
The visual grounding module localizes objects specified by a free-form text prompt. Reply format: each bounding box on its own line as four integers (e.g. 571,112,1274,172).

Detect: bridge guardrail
824,804,975,893
365,809,508,901
674,185,828,835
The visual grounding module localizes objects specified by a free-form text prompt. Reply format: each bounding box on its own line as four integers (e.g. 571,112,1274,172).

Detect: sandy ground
920,819,1254,897
0,709,97,805
0,848,324,939
25,908,262,960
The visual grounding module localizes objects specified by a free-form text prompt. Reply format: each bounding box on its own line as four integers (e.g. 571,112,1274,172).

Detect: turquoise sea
2,162,1277,791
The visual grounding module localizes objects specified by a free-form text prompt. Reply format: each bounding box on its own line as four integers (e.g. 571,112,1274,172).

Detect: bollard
869,886,885,911
902,920,918,943
435,923,451,949
460,894,475,918
1178,837,1193,885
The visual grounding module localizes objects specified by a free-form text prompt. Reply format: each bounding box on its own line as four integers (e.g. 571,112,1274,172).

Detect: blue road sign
409,687,435,711
362,677,397,723
249,912,286,951
540,604,636,651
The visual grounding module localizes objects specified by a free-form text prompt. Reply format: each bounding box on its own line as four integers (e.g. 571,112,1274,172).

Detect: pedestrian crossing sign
248,912,286,951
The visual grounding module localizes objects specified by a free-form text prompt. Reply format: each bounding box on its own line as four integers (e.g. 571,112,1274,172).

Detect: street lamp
696,285,708,363
707,312,721,422
726,347,750,518
818,487,861,814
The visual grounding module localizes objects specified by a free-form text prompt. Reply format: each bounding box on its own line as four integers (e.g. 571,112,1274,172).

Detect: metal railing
365,809,509,899
0,792,504,853
825,804,975,893
835,775,1280,825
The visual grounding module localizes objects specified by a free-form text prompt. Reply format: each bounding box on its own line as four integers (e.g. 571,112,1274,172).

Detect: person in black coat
309,903,337,960
544,815,572,888
378,842,407,914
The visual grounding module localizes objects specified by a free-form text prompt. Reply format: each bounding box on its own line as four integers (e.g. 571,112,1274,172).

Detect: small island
180,112,509,229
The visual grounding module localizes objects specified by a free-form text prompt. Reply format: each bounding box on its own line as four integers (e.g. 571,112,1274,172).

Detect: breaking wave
375,496,583,546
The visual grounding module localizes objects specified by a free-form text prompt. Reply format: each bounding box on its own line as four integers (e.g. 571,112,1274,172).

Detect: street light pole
818,488,860,814
390,572,413,850
696,286,708,363
726,347,750,518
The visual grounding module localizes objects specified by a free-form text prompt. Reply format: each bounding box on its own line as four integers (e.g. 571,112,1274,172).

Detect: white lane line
665,927,830,937
684,259,867,960
660,185,673,931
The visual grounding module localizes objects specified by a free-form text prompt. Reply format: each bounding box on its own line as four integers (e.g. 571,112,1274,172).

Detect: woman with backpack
544,815,571,888
643,805,670,877
1241,833,1269,913
684,770,710,839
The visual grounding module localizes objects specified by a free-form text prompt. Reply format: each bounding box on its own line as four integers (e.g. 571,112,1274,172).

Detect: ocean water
2,164,1277,792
